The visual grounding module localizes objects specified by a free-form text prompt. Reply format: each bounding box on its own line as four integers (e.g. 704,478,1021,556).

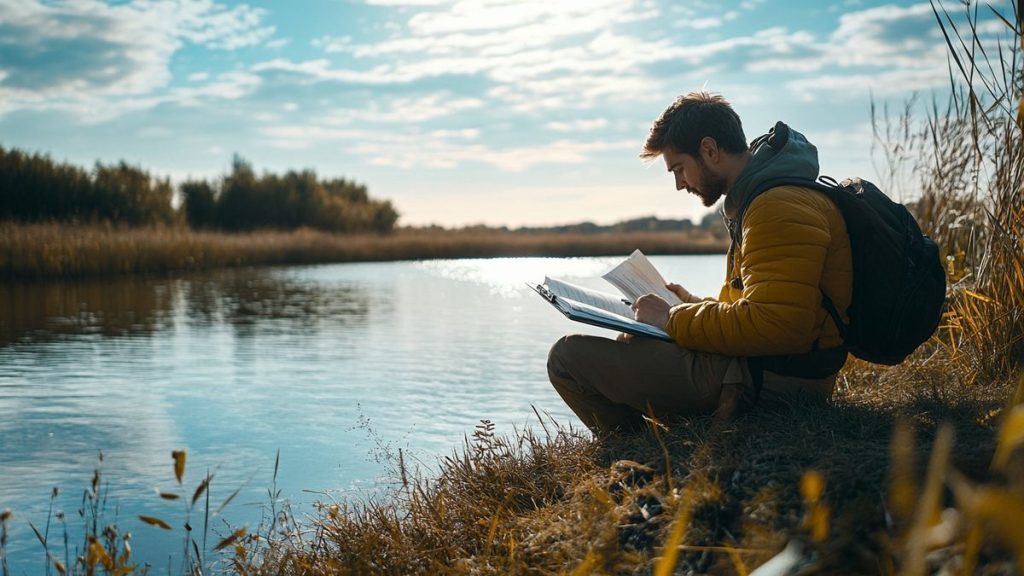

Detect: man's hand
666,282,695,303
632,294,671,331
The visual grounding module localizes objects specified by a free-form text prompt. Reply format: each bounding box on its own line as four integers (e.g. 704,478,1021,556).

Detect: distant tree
700,211,729,239
0,145,175,225
181,180,218,229
200,155,398,234
0,146,398,233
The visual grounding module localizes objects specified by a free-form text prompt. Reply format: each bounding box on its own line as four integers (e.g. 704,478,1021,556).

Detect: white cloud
544,118,609,132
739,2,1009,98
787,67,951,98
322,92,484,124
363,0,452,5
0,0,275,119
261,121,633,171
265,0,666,113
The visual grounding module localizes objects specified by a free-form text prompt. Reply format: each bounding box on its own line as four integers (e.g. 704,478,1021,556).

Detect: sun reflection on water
416,257,620,298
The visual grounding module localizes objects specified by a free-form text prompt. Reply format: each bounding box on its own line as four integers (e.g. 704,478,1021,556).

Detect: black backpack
736,175,947,365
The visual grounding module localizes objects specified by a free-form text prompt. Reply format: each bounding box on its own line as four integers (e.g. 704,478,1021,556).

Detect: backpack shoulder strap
730,176,835,246
729,175,851,343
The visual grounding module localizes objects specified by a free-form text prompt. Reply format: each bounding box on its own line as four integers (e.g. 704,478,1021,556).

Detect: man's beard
692,159,727,207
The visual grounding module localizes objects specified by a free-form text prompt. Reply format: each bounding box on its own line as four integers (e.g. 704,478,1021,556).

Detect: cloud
786,67,951,98
263,0,666,112
743,2,1001,96
544,118,609,132
261,121,634,171
322,92,484,124
0,0,274,118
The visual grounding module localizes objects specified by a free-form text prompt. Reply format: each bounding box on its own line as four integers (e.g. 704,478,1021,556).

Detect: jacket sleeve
665,187,831,356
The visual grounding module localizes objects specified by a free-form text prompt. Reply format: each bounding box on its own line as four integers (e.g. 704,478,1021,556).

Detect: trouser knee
547,334,583,378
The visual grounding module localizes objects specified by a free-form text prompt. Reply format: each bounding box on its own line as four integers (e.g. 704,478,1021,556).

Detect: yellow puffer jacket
666,185,853,356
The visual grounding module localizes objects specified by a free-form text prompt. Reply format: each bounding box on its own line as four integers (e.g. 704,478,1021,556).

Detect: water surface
0,254,725,573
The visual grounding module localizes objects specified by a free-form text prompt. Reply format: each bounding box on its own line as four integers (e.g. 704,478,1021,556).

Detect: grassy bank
0,223,727,280
227,361,1021,575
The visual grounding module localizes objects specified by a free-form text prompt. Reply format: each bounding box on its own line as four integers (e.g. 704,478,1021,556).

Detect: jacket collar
722,121,819,220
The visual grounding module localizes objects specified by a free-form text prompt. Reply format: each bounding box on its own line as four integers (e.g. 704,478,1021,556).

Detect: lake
0,254,725,573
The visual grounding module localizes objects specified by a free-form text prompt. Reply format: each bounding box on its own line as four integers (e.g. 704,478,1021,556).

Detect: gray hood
723,121,819,219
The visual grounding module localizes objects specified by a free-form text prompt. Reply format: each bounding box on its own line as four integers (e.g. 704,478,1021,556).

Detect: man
547,91,852,432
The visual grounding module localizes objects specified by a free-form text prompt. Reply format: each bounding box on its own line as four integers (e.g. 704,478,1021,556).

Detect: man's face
663,147,727,207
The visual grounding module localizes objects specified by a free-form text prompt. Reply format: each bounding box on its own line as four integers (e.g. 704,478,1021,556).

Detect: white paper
543,276,633,318
601,249,682,305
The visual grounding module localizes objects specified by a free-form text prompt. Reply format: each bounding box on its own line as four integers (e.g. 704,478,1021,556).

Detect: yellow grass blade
138,515,172,530
484,508,501,552
192,474,212,506
587,481,613,508
963,289,994,303
172,450,186,484
992,404,1024,471
800,471,829,543
653,487,694,576
724,544,749,576
214,528,247,552
889,422,917,525
903,423,954,576
569,549,601,576
86,537,114,571
950,473,1024,570
1013,372,1024,407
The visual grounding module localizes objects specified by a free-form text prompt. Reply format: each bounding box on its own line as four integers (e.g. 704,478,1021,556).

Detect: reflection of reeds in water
0,269,373,346
0,224,727,280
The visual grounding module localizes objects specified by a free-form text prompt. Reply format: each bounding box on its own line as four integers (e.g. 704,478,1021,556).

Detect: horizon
0,0,1012,228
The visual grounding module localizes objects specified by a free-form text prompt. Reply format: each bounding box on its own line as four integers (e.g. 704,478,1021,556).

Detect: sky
0,0,1013,227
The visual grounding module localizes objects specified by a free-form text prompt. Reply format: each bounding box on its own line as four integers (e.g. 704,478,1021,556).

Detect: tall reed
872,0,1023,384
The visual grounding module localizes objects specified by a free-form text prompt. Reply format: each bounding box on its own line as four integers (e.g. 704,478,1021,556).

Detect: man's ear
699,137,720,164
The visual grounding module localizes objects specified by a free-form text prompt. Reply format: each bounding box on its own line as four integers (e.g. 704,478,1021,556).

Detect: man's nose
674,173,688,191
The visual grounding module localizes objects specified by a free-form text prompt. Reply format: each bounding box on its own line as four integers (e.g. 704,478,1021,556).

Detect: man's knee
547,334,594,376
547,335,573,378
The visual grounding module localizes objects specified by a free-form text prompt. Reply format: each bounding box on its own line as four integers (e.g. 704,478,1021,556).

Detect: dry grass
0,224,726,280
214,362,1018,575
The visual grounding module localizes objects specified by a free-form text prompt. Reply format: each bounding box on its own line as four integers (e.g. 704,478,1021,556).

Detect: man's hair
641,92,747,160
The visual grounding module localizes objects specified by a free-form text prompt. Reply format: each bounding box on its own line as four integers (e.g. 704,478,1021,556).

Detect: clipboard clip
532,283,557,303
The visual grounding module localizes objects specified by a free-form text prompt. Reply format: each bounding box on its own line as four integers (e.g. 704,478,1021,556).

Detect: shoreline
0,223,728,281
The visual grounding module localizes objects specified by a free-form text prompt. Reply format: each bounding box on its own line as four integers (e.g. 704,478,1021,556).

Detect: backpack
735,175,947,365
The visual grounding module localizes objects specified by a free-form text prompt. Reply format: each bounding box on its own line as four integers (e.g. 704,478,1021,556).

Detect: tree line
0,146,398,234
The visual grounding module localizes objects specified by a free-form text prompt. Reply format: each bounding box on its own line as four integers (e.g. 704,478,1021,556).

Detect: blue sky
0,0,1012,226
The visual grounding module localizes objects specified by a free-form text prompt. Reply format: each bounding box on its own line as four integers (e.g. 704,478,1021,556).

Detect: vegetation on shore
0,223,727,280
0,148,397,233
0,146,730,280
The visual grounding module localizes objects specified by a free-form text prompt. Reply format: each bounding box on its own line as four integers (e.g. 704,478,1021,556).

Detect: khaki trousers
547,334,836,433
547,334,736,432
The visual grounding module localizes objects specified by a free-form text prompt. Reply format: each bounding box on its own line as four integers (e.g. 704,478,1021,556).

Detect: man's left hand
632,294,671,331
